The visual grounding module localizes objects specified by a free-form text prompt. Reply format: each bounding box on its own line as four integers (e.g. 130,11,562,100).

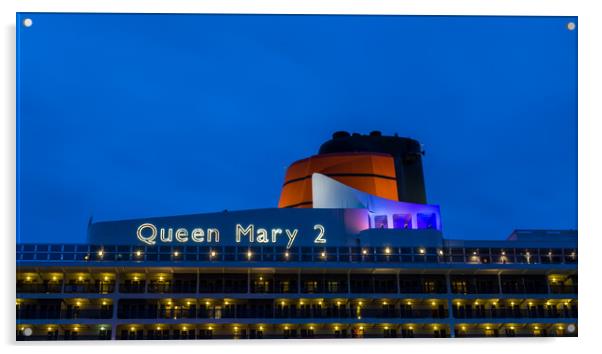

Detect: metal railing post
445,273,456,338
110,270,120,340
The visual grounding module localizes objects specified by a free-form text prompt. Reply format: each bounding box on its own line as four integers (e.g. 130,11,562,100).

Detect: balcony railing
499,287,549,294
549,285,578,294
17,244,578,266
147,283,197,293
17,308,113,319
250,285,299,293
117,308,448,320
18,282,578,296
63,283,115,294
452,308,577,319
16,284,63,293
119,284,145,293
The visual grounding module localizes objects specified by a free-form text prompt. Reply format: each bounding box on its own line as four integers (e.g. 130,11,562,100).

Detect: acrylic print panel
16,13,577,341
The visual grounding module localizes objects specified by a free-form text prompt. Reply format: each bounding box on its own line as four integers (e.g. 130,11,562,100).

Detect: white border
2,1,600,354
0,0,585,16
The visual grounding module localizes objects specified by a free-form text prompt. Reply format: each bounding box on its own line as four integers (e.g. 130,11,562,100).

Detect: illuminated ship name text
136,223,220,246
136,223,326,248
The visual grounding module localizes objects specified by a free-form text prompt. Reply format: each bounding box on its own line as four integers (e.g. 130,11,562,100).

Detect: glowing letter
313,224,326,244
137,223,157,245
285,229,298,249
207,228,220,243
191,228,205,243
257,228,269,243
160,228,173,242
175,228,189,242
236,224,254,243
271,228,282,243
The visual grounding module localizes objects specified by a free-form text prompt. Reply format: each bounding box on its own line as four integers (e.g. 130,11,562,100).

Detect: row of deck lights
21,323,567,332
457,324,571,332
94,249,218,259
454,300,572,307
85,248,575,262
91,248,444,260
40,247,576,263
18,297,568,308
125,323,428,331
77,248,575,267
19,325,108,332
20,323,570,336
152,299,438,307
21,274,113,282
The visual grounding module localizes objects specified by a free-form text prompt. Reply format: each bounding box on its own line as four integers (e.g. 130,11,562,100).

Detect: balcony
119,283,146,293
117,307,448,320
17,244,578,266
63,283,115,294
452,308,577,319
17,308,113,320
16,276,577,296
147,283,197,294
549,285,578,294
16,283,63,293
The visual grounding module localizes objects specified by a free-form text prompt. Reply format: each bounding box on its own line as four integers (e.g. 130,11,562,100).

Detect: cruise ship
16,131,578,340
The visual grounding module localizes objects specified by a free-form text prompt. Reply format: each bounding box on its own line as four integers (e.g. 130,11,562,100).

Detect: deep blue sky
17,14,577,243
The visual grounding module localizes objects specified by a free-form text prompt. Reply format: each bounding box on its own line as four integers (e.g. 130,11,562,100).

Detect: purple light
365,198,441,231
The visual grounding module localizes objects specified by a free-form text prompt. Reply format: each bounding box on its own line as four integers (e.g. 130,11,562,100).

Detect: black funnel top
318,131,427,204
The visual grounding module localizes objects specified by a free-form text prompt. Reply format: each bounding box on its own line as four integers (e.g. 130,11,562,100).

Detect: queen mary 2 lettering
136,222,326,248
136,223,221,245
